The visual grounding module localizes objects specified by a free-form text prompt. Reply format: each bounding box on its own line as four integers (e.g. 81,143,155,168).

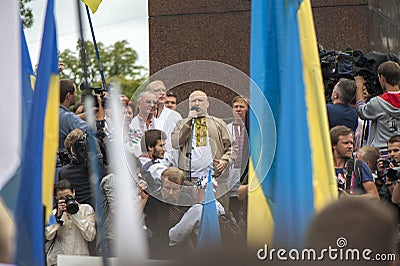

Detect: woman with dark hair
45,179,96,266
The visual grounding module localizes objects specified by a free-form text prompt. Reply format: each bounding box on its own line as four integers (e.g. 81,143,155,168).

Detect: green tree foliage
20,0,34,28
59,39,147,98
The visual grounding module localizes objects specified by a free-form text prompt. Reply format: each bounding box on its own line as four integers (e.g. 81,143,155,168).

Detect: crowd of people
38,60,400,265
43,76,248,265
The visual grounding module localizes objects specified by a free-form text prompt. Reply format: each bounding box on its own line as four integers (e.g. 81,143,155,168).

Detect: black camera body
79,83,108,108
382,158,397,168
387,167,400,183
58,148,71,166
319,47,400,103
64,195,79,214
71,134,88,165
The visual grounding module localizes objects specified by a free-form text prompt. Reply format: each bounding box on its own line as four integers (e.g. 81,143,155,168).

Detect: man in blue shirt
59,79,104,149
326,78,358,132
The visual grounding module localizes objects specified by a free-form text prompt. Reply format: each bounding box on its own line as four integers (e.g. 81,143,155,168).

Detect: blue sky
25,0,149,69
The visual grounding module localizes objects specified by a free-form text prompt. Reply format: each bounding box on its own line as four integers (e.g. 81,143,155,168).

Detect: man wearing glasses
147,80,183,166
128,91,158,157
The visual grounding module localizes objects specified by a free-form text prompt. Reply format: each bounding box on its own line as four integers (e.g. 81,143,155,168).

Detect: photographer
58,79,106,180
378,135,400,207
330,125,379,200
355,61,400,153
45,179,96,266
59,128,107,208
59,79,105,149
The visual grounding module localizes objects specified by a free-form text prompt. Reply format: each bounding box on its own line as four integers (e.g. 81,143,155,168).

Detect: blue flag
21,22,35,148
248,0,337,248
15,0,59,265
0,23,36,212
197,173,221,250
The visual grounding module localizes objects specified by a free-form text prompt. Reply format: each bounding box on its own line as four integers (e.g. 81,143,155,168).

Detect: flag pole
85,5,107,91
76,1,109,265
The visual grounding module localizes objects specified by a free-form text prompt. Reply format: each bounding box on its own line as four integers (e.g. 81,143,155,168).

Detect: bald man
171,90,237,208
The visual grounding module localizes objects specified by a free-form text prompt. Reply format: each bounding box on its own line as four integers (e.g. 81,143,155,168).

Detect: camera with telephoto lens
64,195,79,214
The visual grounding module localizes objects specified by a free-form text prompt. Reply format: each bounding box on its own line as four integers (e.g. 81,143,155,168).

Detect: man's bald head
189,90,209,116
189,90,207,99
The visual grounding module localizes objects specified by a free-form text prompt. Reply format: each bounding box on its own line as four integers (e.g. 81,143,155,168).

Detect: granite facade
148,0,400,111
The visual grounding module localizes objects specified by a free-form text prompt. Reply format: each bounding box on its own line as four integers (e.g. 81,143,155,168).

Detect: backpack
345,158,365,194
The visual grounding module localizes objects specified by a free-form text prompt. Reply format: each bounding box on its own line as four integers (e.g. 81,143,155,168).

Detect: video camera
79,83,109,108
319,46,400,103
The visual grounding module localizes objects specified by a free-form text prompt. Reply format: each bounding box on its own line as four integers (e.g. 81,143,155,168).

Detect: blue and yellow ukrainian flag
248,0,337,248
0,22,37,214
15,0,59,264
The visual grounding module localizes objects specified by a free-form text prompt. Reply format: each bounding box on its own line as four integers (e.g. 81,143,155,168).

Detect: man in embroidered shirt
227,96,249,221
171,90,236,209
355,61,400,152
128,91,158,157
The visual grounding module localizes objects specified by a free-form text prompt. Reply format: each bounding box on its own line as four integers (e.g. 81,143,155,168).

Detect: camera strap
345,158,354,193
353,160,365,194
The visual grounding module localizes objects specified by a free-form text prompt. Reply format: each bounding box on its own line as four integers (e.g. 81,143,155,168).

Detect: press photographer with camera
355,61,400,153
45,179,96,266
59,79,105,149
57,79,106,179
330,125,379,200
377,135,400,207
59,128,107,209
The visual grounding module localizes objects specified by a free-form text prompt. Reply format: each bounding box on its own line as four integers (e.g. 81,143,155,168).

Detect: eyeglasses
144,100,157,105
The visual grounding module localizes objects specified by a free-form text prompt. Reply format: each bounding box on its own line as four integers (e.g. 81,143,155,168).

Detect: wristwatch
56,214,64,226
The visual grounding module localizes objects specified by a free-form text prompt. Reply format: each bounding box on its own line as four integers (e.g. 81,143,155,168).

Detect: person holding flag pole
169,170,224,250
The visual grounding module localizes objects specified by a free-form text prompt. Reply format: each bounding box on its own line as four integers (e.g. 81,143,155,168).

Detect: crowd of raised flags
0,0,338,265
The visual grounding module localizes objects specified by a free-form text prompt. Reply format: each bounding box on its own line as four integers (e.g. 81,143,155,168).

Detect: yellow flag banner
81,0,102,13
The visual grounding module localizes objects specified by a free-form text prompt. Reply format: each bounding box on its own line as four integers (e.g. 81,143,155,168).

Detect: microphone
190,106,199,124
191,106,199,112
